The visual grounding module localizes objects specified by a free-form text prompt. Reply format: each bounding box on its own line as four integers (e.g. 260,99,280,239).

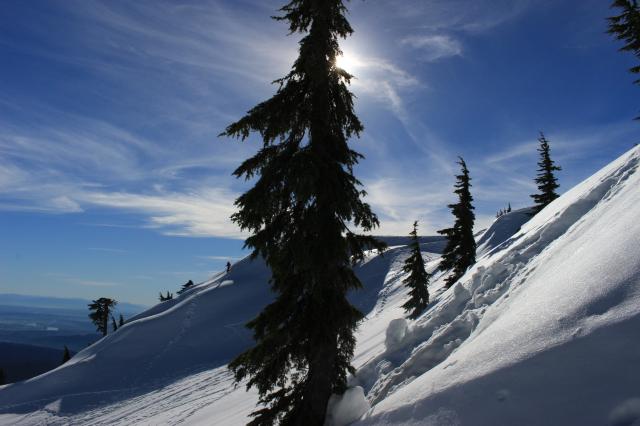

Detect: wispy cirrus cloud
82,187,242,239
400,35,463,61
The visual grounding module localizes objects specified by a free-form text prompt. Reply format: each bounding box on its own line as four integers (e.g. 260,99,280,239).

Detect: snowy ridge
475,207,533,257
0,146,639,425
359,146,640,425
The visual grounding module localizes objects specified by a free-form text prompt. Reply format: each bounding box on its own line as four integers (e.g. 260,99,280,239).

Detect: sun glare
336,51,359,73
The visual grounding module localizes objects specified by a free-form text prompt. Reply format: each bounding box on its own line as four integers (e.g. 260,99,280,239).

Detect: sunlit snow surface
1,146,639,425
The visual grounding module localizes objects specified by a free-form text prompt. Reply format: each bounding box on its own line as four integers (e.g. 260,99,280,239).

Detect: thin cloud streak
400,35,463,61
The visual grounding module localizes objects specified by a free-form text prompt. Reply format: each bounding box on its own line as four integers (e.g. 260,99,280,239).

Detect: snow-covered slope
475,207,533,257
356,145,640,425
1,145,639,426
0,243,415,424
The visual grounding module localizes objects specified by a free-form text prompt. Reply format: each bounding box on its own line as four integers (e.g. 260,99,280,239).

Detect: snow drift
0,145,639,426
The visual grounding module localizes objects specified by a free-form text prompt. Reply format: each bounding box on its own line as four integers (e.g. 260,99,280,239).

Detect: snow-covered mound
0,242,422,424
1,145,639,426
475,207,533,257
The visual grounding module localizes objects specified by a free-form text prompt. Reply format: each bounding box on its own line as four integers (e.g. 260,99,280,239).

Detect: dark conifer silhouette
159,291,174,302
62,346,71,364
496,203,513,218
401,221,430,319
119,314,125,327
530,133,561,214
609,0,640,118
0,368,5,385
177,280,194,295
438,157,476,288
88,298,117,337
221,1,384,423
111,315,118,332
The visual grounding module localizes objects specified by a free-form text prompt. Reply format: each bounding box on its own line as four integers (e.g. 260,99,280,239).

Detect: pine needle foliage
608,0,640,118
401,221,430,319
530,133,561,214
88,298,117,337
220,1,384,424
438,157,476,288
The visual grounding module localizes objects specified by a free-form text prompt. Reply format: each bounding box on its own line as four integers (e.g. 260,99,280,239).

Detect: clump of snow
609,398,640,426
326,386,369,426
384,318,407,351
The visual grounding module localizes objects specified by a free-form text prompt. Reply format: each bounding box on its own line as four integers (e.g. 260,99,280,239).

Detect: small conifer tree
530,133,561,214
0,368,5,385
159,291,174,302
119,314,125,327
401,221,431,319
62,346,71,364
438,157,476,288
177,280,194,295
221,0,384,423
111,315,118,332
88,298,117,337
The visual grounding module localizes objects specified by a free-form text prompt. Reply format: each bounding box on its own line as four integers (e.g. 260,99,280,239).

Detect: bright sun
335,51,359,73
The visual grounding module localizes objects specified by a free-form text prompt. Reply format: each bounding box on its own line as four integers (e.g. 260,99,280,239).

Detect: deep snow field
0,145,639,425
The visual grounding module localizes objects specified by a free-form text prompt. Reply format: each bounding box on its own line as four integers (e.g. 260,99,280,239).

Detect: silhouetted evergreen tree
438,157,476,288
401,221,430,319
0,368,5,385
62,346,71,364
88,298,117,337
609,0,640,118
119,314,125,327
111,315,118,332
507,203,512,213
221,1,384,423
530,133,561,214
177,280,194,295
159,291,174,302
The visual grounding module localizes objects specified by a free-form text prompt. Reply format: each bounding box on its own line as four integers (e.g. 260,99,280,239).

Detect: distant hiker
226,261,231,273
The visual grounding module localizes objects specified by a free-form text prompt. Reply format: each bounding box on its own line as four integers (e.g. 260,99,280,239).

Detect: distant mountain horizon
0,293,148,314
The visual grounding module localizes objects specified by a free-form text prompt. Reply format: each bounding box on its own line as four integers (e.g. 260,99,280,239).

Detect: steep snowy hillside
1,145,638,426
0,242,436,425
356,145,640,425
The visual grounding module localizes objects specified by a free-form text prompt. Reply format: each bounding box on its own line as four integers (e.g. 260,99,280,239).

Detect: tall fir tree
609,0,640,117
530,133,561,214
437,157,476,288
88,298,117,337
221,1,384,424
401,221,430,319
62,346,71,364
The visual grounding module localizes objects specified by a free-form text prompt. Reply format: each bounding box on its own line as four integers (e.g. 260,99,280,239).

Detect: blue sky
0,0,637,305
